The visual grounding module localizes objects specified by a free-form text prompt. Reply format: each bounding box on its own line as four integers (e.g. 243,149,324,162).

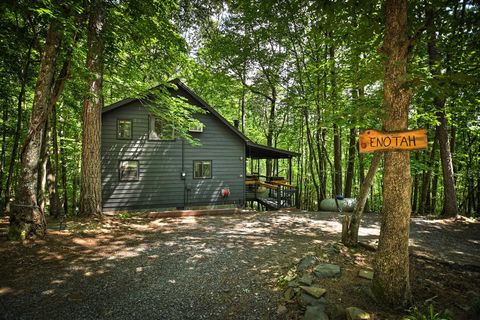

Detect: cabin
101,79,299,212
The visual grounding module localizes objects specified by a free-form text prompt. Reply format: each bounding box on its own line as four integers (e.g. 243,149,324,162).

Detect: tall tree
344,128,356,198
79,0,105,217
426,5,458,218
2,19,37,214
342,152,382,246
8,20,62,239
372,0,413,306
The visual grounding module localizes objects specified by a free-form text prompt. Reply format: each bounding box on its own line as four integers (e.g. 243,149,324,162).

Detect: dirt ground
0,211,479,320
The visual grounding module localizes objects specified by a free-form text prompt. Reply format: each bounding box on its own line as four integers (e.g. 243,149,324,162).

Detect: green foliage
117,211,132,219
103,0,187,102
7,225,26,241
276,267,297,289
403,304,451,320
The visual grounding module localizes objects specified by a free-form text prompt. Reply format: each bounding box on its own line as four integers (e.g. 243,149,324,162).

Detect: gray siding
101,100,246,211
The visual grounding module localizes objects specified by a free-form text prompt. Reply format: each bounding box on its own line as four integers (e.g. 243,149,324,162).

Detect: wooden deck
245,178,299,210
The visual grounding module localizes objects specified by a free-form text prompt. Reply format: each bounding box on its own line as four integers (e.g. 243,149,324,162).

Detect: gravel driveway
0,211,479,320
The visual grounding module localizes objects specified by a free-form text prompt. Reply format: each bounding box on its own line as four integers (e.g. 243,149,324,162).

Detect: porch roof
246,141,300,159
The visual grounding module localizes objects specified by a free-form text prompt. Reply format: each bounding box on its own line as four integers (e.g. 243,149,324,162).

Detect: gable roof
102,79,300,159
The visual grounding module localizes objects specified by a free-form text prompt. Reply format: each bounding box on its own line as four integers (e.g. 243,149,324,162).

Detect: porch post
289,157,292,184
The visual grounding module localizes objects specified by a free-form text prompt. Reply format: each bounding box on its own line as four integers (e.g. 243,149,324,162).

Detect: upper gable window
189,122,204,133
117,119,132,139
149,116,175,140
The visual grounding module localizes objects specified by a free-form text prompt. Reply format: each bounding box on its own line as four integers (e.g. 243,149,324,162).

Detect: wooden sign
359,129,428,153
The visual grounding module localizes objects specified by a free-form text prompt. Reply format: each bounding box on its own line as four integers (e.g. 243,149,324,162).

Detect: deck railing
245,178,298,210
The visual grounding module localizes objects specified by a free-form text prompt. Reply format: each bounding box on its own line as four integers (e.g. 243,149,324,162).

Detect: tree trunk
426,6,458,218
72,169,79,215
372,0,413,306
240,87,246,133
436,110,458,217
265,90,276,178
49,103,63,218
37,13,76,219
431,155,439,213
450,126,457,176
412,152,419,213
8,21,62,239
79,0,105,217
46,33,76,218
3,37,35,214
343,153,382,247
330,43,342,197
316,130,326,203
419,136,437,214
333,124,342,196
0,101,8,214
358,143,368,211
344,128,356,198
60,120,69,215
37,119,50,214
476,175,480,217
467,177,475,216
46,157,59,217
303,108,321,210
321,129,327,199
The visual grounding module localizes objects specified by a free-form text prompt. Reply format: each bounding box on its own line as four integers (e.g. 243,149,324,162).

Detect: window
149,116,175,140
119,160,139,181
193,160,212,179
117,119,132,139
188,121,204,133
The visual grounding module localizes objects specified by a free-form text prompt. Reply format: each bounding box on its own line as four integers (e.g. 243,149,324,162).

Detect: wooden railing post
277,186,282,208
295,188,300,209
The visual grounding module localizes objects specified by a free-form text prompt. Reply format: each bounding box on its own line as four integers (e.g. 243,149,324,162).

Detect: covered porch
245,142,300,210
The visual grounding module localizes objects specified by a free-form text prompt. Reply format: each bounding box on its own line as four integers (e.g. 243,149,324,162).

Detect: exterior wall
101,100,246,211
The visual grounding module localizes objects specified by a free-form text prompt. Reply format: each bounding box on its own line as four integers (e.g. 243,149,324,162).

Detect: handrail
268,180,296,189
245,180,278,189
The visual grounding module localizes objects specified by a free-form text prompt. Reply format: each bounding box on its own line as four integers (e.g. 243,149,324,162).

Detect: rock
298,275,313,286
322,242,340,254
298,255,319,272
284,287,295,301
358,270,374,280
300,286,327,299
325,303,346,320
67,293,83,302
360,286,377,303
314,264,341,278
298,293,327,307
276,304,288,315
346,307,370,320
304,305,330,320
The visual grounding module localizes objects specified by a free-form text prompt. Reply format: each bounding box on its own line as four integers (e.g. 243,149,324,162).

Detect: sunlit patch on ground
0,287,13,295
0,212,479,319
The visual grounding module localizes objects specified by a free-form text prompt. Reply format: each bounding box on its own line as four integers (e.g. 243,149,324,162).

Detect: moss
7,225,26,241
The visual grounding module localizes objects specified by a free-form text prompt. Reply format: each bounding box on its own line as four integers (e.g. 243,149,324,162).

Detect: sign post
359,129,428,153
